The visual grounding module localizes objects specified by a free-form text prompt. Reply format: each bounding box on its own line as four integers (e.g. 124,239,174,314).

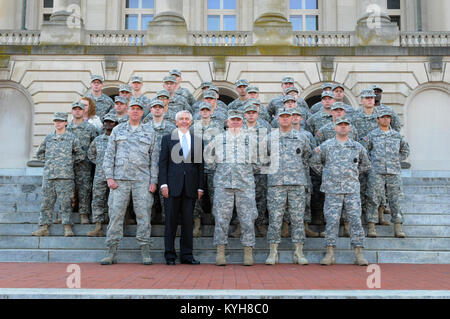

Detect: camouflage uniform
268,95,309,119
376,104,402,132
165,95,193,124
310,132,371,248
316,121,359,145
67,120,98,217
134,94,152,119
103,121,160,248
205,129,258,247
364,127,410,224
176,87,197,107
310,101,323,114
261,129,311,244
306,110,333,136
86,92,114,121
227,98,248,112
36,129,85,226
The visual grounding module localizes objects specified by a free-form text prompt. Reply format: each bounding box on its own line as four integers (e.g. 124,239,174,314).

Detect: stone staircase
0,174,449,264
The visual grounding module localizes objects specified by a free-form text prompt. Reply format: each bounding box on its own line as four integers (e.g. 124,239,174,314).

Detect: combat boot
80,214,90,225
87,222,103,237
256,224,268,237
141,244,153,265
265,244,278,265
320,246,335,266
378,207,390,225
216,245,226,266
354,247,369,266
293,243,308,265
343,221,351,237
305,222,319,237
64,225,74,237
394,223,406,238
100,245,118,265
243,246,254,266
319,230,326,238
230,223,241,238
192,217,202,238
367,222,377,238
32,225,50,237
281,222,290,238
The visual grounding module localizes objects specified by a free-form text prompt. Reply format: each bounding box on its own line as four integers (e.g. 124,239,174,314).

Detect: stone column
252,0,294,46
146,0,187,46
40,0,85,45
0,0,21,29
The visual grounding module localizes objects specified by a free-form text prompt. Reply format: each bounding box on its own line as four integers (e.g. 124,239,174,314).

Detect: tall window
387,0,401,30
289,0,319,31
124,0,155,30
207,0,237,31
42,0,54,23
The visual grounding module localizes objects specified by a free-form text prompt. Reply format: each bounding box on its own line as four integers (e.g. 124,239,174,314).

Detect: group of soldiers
32,70,410,266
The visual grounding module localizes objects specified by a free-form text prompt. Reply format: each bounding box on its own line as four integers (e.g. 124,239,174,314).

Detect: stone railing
86,30,146,46
0,30,41,45
400,32,450,47
188,31,252,46
294,32,353,47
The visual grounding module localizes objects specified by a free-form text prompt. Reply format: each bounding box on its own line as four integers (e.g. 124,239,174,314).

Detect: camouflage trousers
74,161,93,216
324,193,365,248
366,172,404,224
254,174,268,226
267,185,306,244
212,187,258,247
39,178,74,226
91,175,109,223
106,180,154,247
193,172,215,221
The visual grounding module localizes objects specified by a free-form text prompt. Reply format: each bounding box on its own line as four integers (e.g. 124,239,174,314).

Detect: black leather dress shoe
181,258,200,265
166,260,176,265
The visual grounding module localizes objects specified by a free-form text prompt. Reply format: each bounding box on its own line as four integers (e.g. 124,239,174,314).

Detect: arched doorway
302,83,358,110
193,82,238,106
0,82,34,168
405,84,450,171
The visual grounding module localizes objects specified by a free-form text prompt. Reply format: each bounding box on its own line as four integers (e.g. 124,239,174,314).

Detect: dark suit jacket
159,129,204,198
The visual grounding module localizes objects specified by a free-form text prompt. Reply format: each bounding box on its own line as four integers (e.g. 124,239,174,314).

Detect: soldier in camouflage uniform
228,79,249,111
371,85,402,132
193,90,228,126
364,108,410,238
130,75,152,119
246,98,272,128
192,81,213,115
272,95,310,129
192,102,225,237
163,75,193,121
330,84,355,118
267,77,309,120
205,110,258,266
310,117,371,266
209,85,230,117
310,83,334,114
246,87,271,124
86,113,119,237
261,108,311,265
119,84,132,101
112,96,129,124
86,75,115,121
285,86,310,112
101,98,160,266
32,112,85,237
170,69,197,107
67,102,98,224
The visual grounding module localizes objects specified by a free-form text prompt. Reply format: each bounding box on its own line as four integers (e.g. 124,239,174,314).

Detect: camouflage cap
203,90,217,99
321,91,335,99
332,84,345,91
335,117,351,126
72,101,85,110
156,89,170,98
291,108,303,116
247,98,261,106
199,102,212,111
321,83,334,90
228,110,244,120
150,99,164,108
331,102,346,111
361,88,376,98
371,84,383,92
376,107,392,118
283,95,296,103
209,85,219,93
163,75,177,83
244,103,259,113
201,81,213,89
282,76,295,84
114,96,128,104
129,98,144,109
246,86,259,93
278,108,292,116
170,69,181,77
103,113,118,123
130,75,143,83
119,84,132,93
285,87,299,94
53,112,68,121
235,79,249,87
91,75,104,83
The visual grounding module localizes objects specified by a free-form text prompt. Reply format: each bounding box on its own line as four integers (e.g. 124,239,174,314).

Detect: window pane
44,0,54,8
141,14,153,29
142,0,154,8
125,14,139,30
208,0,221,9
305,15,318,31
126,0,139,8
389,15,401,29
290,15,303,31
290,0,303,9
223,0,236,9
207,15,220,31
223,15,236,31
305,0,318,9
387,0,401,9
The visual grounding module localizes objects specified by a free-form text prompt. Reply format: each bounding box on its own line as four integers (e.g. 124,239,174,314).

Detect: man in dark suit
159,110,204,265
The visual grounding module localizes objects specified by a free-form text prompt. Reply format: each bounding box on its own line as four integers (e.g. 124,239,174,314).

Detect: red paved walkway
0,263,449,290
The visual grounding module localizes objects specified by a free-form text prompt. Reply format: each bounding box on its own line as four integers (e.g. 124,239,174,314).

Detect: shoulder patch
316,130,322,137
314,146,321,153
363,136,369,142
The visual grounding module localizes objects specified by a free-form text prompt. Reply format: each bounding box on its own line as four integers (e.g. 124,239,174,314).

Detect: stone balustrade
188,31,252,46
400,32,450,47
294,32,353,47
87,30,146,46
0,30,41,45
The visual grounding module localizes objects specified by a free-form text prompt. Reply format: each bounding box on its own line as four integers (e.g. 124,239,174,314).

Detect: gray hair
175,110,193,122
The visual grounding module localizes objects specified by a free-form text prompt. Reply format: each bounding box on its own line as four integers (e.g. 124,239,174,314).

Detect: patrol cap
103,113,118,123
282,76,295,84
246,86,259,93
235,79,249,87
331,102,346,111
247,98,261,106
321,83,334,90
209,85,219,94
53,112,68,121
119,84,132,93
156,89,170,98
91,75,104,83
377,108,392,118
332,84,345,91
278,108,292,116
203,90,217,100
150,99,164,108
360,88,376,98
130,75,143,83
371,84,383,92
244,103,259,113
129,98,144,109
163,75,177,83
170,69,181,77
201,81,213,89
228,110,243,120
321,91,335,99
114,96,128,104
335,117,351,126
285,87,299,94
199,102,212,111
291,108,303,116
283,95,296,103
72,101,85,110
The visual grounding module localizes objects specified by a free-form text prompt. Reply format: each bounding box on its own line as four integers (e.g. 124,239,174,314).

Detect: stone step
402,194,450,203
399,203,450,214
401,177,450,186
403,186,450,195
0,176,42,185
0,183,41,195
